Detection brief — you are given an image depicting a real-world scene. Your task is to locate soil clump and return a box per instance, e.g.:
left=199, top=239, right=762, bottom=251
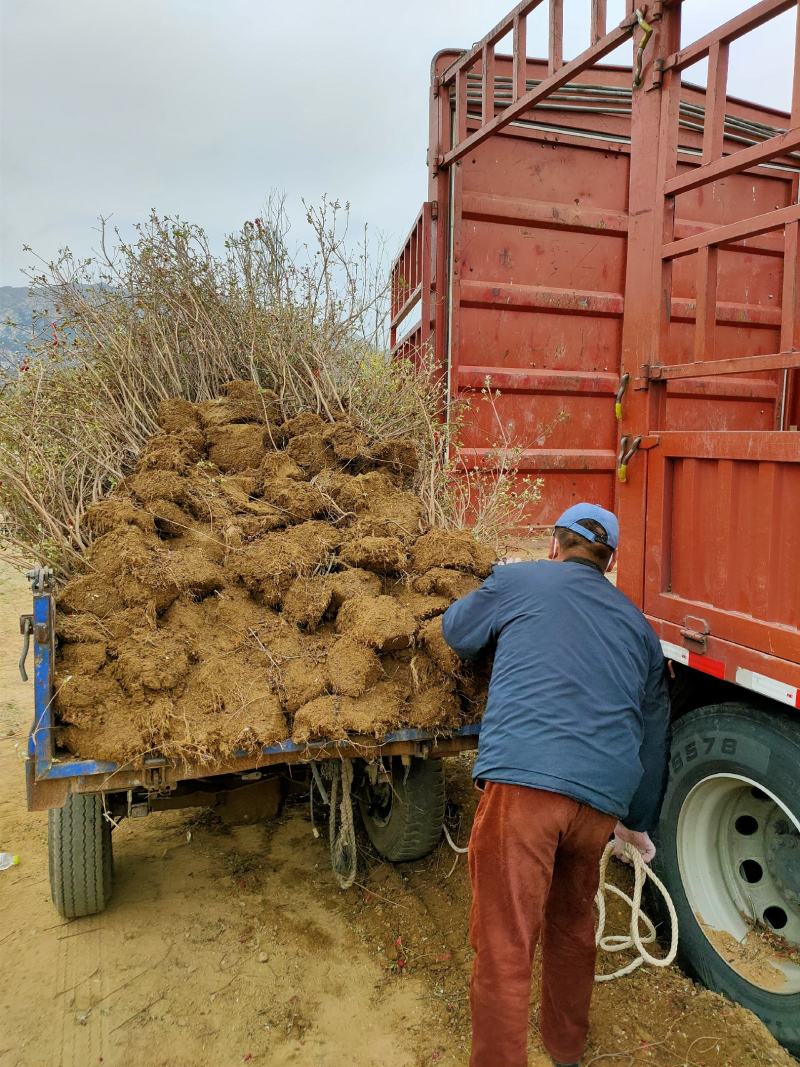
left=54, top=383, right=492, bottom=765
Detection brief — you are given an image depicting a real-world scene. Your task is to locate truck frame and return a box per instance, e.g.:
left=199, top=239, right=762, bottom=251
left=389, top=0, right=800, bottom=1054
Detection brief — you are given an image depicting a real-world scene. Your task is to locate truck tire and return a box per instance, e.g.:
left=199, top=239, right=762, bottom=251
left=653, top=704, right=800, bottom=1055
left=359, top=756, right=445, bottom=862
left=49, top=793, right=113, bottom=919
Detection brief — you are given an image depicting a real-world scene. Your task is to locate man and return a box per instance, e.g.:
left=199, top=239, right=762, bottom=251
left=441, top=503, right=670, bottom=1067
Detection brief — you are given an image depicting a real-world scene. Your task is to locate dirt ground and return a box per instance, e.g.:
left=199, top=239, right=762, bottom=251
left=1, top=558, right=797, bottom=1067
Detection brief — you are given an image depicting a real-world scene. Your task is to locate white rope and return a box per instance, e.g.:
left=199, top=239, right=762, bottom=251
left=101, top=794, right=122, bottom=830
left=594, top=840, right=679, bottom=982
left=329, top=759, right=357, bottom=890
left=442, top=823, right=469, bottom=855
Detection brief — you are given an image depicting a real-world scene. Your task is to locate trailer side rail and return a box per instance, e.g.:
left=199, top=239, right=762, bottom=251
left=389, top=202, right=434, bottom=361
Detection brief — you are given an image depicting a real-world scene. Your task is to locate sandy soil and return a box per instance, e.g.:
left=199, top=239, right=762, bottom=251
left=1, top=558, right=797, bottom=1067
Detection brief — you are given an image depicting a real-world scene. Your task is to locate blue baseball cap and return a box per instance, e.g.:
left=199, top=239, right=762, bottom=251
left=554, top=502, right=619, bottom=550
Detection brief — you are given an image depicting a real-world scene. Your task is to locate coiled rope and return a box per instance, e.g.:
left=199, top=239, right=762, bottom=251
left=441, top=828, right=679, bottom=981
left=328, top=759, right=358, bottom=890
left=594, top=839, right=679, bottom=982
left=322, top=770, right=678, bottom=980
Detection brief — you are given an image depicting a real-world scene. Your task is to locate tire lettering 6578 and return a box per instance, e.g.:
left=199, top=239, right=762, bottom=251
left=671, top=736, right=737, bottom=773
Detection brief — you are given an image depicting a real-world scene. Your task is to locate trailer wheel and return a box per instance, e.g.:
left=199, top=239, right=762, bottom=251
left=49, top=793, right=113, bottom=919
left=653, top=704, right=800, bottom=1055
left=359, top=757, right=445, bottom=862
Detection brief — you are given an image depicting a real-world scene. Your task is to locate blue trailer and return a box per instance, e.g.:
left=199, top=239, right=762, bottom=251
left=21, top=569, right=479, bottom=919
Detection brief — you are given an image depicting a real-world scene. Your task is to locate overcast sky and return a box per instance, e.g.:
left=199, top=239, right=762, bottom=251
left=0, top=0, right=795, bottom=287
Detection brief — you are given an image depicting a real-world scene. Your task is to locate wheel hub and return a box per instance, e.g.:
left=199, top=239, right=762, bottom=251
left=767, top=832, right=800, bottom=907
left=677, top=773, right=800, bottom=995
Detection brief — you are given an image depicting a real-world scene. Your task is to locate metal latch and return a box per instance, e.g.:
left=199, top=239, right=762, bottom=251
left=25, top=566, right=53, bottom=593
left=127, top=791, right=151, bottom=819
left=142, top=756, right=167, bottom=788
left=681, top=616, right=710, bottom=654
left=632, top=9, right=654, bottom=89
left=19, top=614, right=33, bottom=682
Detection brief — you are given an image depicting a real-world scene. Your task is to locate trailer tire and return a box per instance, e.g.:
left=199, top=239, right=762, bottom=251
left=359, top=757, right=445, bottom=862
left=652, top=704, right=800, bottom=1056
left=49, top=793, right=113, bottom=919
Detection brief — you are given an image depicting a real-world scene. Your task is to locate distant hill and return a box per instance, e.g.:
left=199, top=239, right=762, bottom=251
left=0, top=286, right=55, bottom=370
left=0, top=285, right=112, bottom=373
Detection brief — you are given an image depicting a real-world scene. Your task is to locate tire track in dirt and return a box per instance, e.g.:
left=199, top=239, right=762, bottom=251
left=54, top=920, right=109, bottom=1067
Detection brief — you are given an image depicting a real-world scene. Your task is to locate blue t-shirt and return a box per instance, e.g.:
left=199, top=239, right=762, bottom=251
left=441, top=558, right=670, bottom=831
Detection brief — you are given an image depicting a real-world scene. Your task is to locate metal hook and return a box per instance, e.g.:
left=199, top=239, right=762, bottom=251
left=615, top=373, right=630, bottom=421
left=617, top=435, right=643, bottom=483
left=633, top=9, right=654, bottom=89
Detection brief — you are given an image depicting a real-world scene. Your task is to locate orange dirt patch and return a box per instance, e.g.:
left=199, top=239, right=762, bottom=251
left=413, top=566, right=481, bottom=600
left=326, top=567, right=382, bottom=607
left=419, top=616, right=462, bottom=674
left=411, top=528, right=495, bottom=577
left=282, top=576, right=334, bottom=630
left=206, top=423, right=268, bottom=472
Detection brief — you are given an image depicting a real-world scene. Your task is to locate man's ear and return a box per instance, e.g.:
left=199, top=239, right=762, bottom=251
left=548, top=535, right=558, bottom=561
left=606, top=550, right=618, bottom=574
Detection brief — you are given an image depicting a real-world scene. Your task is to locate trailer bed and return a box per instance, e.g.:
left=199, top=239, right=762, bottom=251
left=24, top=582, right=480, bottom=811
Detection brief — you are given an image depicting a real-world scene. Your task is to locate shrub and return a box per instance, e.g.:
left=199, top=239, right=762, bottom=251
left=0, top=198, right=540, bottom=576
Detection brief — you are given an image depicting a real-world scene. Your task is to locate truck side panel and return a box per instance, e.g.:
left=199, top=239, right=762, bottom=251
left=392, top=7, right=800, bottom=696
left=425, top=54, right=791, bottom=524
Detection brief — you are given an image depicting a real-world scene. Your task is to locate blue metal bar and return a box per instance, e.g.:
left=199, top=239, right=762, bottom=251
left=250, top=723, right=482, bottom=757
left=35, top=721, right=483, bottom=781
left=32, top=593, right=54, bottom=774
left=42, top=759, right=119, bottom=779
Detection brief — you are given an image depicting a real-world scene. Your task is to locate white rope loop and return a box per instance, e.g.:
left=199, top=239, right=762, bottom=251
left=594, top=840, right=679, bottom=982
left=320, top=772, right=679, bottom=983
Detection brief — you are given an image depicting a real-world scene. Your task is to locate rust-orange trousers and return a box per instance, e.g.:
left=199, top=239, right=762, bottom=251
left=468, top=782, right=616, bottom=1066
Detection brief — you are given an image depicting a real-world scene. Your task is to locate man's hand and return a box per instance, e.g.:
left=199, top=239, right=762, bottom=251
left=612, top=822, right=656, bottom=865
left=495, top=556, right=524, bottom=566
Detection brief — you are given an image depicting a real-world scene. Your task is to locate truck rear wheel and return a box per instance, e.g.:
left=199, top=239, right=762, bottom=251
left=49, top=793, right=113, bottom=919
left=653, top=704, right=800, bottom=1055
left=359, top=756, right=445, bottom=862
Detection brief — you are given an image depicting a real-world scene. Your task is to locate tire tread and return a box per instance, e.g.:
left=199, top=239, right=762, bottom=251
left=48, top=793, right=113, bottom=919
left=654, top=702, right=800, bottom=1056
left=360, top=758, right=446, bottom=862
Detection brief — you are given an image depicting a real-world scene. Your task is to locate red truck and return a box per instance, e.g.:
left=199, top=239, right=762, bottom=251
left=390, top=0, right=800, bottom=1053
